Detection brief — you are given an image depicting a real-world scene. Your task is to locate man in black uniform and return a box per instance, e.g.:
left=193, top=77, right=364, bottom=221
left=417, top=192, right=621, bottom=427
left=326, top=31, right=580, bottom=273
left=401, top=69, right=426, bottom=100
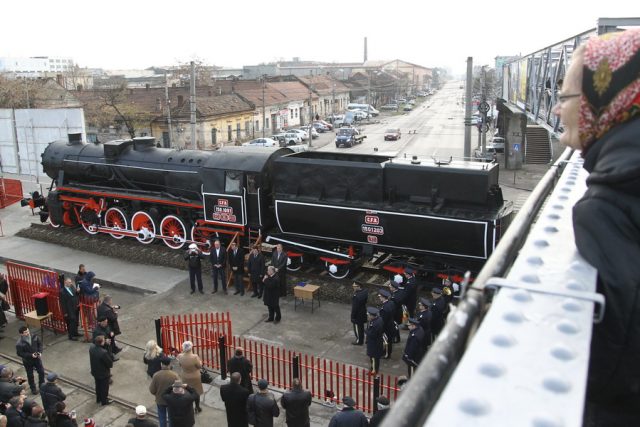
left=350, top=282, right=368, bottom=346
left=227, top=347, right=253, bottom=394
left=402, top=318, right=426, bottom=378
left=365, top=307, right=384, bottom=376
left=229, top=241, right=246, bottom=295
left=416, top=298, right=433, bottom=351
left=90, top=335, right=113, bottom=405
left=60, top=278, right=81, bottom=341
left=378, top=289, right=396, bottom=359
left=184, top=243, right=204, bottom=294
left=403, top=267, right=418, bottom=318
left=430, top=288, right=447, bottom=338
left=263, top=266, right=281, bottom=323
left=248, top=245, right=265, bottom=298
left=272, top=243, right=288, bottom=297
left=209, top=239, right=227, bottom=294
left=389, top=278, right=407, bottom=343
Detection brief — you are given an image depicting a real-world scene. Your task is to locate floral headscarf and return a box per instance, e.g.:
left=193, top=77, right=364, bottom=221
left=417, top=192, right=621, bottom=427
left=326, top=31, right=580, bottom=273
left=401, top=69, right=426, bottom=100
left=579, top=28, right=640, bottom=153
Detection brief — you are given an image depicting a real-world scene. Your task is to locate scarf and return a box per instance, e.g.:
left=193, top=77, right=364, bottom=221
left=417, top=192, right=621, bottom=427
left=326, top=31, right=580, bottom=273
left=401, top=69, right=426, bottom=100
left=579, top=28, right=640, bottom=153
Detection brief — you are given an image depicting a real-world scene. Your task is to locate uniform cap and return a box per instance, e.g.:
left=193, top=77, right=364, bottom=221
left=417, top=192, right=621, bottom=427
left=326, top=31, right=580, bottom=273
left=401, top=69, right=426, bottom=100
left=431, top=287, right=442, bottom=295
left=342, top=396, right=356, bottom=407
left=366, top=307, right=379, bottom=316
left=404, top=267, right=415, bottom=274
left=376, top=396, right=390, bottom=406
left=135, top=405, right=146, bottom=416
left=408, top=318, right=420, bottom=325
left=258, top=379, right=268, bottom=390
left=378, top=289, right=391, bottom=298
left=419, top=297, right=430, bottom=307
left=46, top=372, right=58, bottom=382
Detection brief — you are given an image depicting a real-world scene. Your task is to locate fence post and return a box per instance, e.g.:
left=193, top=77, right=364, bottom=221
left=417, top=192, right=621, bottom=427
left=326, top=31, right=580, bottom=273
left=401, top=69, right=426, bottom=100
left=373, top=376, right=381, bottom=414
left=219, top=335, right=227, bottom=381
left=292, top=354, right=300, bottom=380
left=155, top=319, right=162, bottom=349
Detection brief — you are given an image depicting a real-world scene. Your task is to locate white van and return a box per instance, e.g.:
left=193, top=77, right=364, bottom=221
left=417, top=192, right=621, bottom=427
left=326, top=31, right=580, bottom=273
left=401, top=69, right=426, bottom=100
left=347, top=103, right=379, bottom=117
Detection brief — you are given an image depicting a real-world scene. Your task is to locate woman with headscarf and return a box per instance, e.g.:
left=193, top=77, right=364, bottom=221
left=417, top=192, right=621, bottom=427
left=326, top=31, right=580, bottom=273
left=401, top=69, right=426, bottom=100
left=177, top=341, right=203, bottom=414
left=553, top=28, right=640, bottom=425
left=143, top=340, right=164, bottom=378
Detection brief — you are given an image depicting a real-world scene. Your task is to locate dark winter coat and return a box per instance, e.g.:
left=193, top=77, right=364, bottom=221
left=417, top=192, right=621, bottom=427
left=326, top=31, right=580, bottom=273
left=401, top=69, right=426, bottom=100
left=247, top=252, right=265, bottom=278
left=246, top=392, right=280, bottom=427
left=220, top=381, right=251, bottom=427
left=40, top=381, right=66, bottom=413
left=350, top=289, right=368, bottom=324
left=262, top=275, right=280, bottom=308
left=227, top=356, right=253, bottom=393
left=184, top=250, right=204, bottom=269
left=126, top=417, right=158, bottom=427
left=23, top=415, right=48, bottom=427
left=228, top=247, right=245, bottom=271
left=59, top=286, right=79, bottom=320
left=89, top=343, right=112, bottom=379
left=366, top=317, right=385, bottom=359
left=430, top=297, right=446, bottom=335
left=0, top=378, right=24, bottom=402
left=417, top=309, right=433, bottom=348
left=280, top=387, right=311, bottom=427
left=5, top=407, right=26, bottom=427
left=327, top=407, right=369, bottom=427
left=210, top=246, right=227, bottom=268
left=143, top=354, right=163, bottom=378
left=390, top=288, right=407, bottom=324
left=97, top=302, right=121, bottom=335
left=162, top=386, right=198, bottom=427
left=379, top=300, right=396, bottom=337
left=573, top=118, right=640, bottom=404
left=16, top=335, right=42, bottom=366
left=271, top=251, right=287, bottom=275
left=51, top=412, right=77, bottom=427
left=368, top=407, right=389, bottom=427
left=79, top=272, right=99, bottom=298
left=402, top=326, right=425, bottom=367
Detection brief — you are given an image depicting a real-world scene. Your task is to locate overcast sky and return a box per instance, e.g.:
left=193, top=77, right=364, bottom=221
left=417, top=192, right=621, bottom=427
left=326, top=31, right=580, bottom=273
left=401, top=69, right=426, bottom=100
left=2, top=1, right=637, bottom=75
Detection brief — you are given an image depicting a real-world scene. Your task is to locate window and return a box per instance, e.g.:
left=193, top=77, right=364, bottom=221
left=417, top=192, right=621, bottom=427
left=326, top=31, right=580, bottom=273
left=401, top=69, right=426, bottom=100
left=247, top=174, right=258, bottom=194
left=265, top=118, right=270, bottom=129
left=162, top=132, right=170, bottom=148
left=225, top=171, right=241, bottom=194
left=227, top=125, right=232, bottom=141
left=236, top=123, right=241, bottom=140
left=290, top=109, right=293, bottom=119
left=255, top=120, right=260, bottom=131
left=295, top=109, right=298, bottom=118
left=245, top=121, right=250, bottom=134
left=212, top=128, right=217, bottom=145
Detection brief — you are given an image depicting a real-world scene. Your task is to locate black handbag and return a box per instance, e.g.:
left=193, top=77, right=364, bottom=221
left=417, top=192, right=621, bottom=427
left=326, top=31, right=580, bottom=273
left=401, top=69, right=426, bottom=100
left=200, top=368, right=213, bottom=384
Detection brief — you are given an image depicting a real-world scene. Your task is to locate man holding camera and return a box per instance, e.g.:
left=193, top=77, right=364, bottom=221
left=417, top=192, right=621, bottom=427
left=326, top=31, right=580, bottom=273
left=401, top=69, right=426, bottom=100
left=97, top=295, right=122, bottom=355
left=16, top=326, right=45, bottom=394
left=184, top=243, right=204, bottom=294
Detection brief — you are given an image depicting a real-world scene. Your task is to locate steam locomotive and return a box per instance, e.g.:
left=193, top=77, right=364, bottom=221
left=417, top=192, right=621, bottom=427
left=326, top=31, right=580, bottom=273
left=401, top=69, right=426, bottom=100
left=30, top=135, right=513, bottom=279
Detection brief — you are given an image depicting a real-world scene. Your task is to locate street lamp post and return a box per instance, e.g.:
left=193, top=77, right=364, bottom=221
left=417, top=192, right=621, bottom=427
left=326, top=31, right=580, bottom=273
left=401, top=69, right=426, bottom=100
left=261, top=75, right=266, bottom=138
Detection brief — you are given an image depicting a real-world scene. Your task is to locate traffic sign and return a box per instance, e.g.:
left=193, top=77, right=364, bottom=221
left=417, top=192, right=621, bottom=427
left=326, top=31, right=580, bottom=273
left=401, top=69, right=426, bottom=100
left=478, top=102, right=490, bottom=113
left=513, top=143, right=520, bottom=152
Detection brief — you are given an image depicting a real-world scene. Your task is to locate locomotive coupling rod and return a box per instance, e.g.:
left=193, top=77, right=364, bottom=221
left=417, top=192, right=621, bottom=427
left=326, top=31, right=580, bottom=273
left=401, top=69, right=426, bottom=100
left=485, top=277, right=606, bottom=323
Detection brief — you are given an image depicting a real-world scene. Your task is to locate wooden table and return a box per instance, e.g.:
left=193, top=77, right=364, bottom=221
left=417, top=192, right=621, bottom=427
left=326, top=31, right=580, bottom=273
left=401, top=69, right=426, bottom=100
left=294, top=284, right=321, bottom=313
left=24, top=311, right=53, bottom=344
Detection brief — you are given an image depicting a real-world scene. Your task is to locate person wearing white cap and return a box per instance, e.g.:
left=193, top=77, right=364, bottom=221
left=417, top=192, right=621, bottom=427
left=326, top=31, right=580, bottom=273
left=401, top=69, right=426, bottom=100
left=127, top=405, right=157, bottom=427
left=184, top=243, right=204, bottom=294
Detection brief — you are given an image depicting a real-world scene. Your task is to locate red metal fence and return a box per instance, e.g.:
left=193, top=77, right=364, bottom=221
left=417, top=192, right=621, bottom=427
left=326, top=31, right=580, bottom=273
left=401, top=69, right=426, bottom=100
left=157, top=313, right=400, bottom=414
left=157, top=313, right=233, bottom=369
left=6, top=261, right=99, bottom=339
left=0, top=178, right=23, bottom=209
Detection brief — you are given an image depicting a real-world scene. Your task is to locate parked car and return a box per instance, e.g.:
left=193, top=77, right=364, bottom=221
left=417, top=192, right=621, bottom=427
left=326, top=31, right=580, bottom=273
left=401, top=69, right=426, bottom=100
left=403, top=104, right=413, bottom=111
left=474, top=145, right=498, bottom=162
left=271, top=132, right=302, bottom=145
left=312, top=122, right=328, bottom=133
left=380, top=104, right=398, bottom=111
left=242, top=138, right=278, bottom=147
left=314, top=119, right=333, bottom=130
left=352, top=109, right=370, bottom=120
left=299, top=125, right=319, bottom=139
left=396, top=98, right=407, bottom=104
left=286, top=129, right=309, bottom=141
left=384, top=128, right=401, bottom=141
left=490, top=136, right=505, bottom=153
left=281, top=140, right=309, bottom=153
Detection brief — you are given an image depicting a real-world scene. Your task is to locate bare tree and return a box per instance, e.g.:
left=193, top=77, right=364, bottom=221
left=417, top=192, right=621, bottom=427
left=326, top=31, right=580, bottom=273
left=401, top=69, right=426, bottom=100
left=0, top=74, right=66, bottom=108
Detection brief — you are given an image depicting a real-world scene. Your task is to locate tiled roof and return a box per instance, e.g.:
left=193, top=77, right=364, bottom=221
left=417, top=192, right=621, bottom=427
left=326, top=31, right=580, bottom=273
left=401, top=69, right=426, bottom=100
left=297, top=75, right=350, bottom=96
left=171, top=93, right=253, bottom=118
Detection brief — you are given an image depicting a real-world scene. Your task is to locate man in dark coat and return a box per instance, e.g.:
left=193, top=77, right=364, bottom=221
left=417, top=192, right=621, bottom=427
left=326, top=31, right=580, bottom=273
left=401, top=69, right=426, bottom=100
left=40, top=372, right=66, bottom=424
left=350, top=282, right=368, bottom=345
left=328, top=396, right=368, bottom=427
left=228, top=347, right=253, bottom=393
left=271, top=244, right=288, bottom=297
left=368, top=396, right=390, bottom=427
left=280, top=378, right=311, bottom=427
left=402, top=318, right=426, bottom=378
left=74, top=264, right=86, bottom=287
left=429, top=288, right=446, bottom=337
left=365, top=307, right=384, bottom=375
left=403, top=267, right=418, bottom=318
left=416, top=298, right=433, bottom=350
left=0, top=367, right=26, bottom=403
left=162, top=380, right=198, bottom=427
left=262, top=266, right=281, bottom=323
left=93, top=317, right=118, bottom=360
left=220, top=372, right=251, bottom=427
left=209, top=239, right=227, bottom=294
left=229, top=241, right=246, bottom=295
left=89, top=335, right=113, bottom=405
left=248, top=245, right=266, bottom=298
left=23, top=405, right=47, bottom=427
left=97, top=295, right=122, bottom=354
left=16, top=326, right=45, bottom=394
left=60, top=278, right=81, bottom=341
left=184, top=243, right=205, bottom=294
left=6, top=396, right=27, bottom=426
left=246, top=379, right=279, bottom=427
left=127, top=405, right=158, bottom=427
left=378, top=289, right=396, bottom=359
left=389, top=278, right=407, bottom=343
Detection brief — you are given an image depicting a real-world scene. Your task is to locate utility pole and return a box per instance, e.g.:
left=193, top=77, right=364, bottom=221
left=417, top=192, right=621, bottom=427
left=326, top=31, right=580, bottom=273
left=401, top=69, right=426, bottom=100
left=481, top=66, right=487, bottom=154
left=332, top=83, right=336, bottom=117
left=262, top=75, right=266, bottom=138
left=367, top=71, right=371, bottom=119
left=464, top=57, right=473, bottom=158
left=189, top=61, right=196, bottom=149
left=308, top=86, right=314, bottom=147
left=165, top=73, right=172, bottom=147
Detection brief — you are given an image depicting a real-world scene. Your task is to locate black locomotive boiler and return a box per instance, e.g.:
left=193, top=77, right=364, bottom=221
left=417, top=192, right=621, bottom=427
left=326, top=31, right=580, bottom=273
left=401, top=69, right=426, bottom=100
left=34, top=136, right=513, bottom=278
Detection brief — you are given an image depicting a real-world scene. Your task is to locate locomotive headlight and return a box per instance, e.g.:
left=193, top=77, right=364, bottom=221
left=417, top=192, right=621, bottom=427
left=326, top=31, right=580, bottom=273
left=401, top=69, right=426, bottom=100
left=329, top=264, right=338, bottom=274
